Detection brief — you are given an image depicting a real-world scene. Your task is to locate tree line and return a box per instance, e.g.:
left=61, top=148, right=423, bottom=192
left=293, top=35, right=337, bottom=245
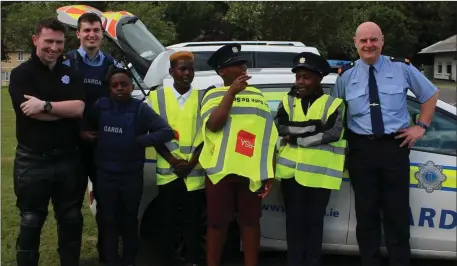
left=2, top=1, right=456, bottom=62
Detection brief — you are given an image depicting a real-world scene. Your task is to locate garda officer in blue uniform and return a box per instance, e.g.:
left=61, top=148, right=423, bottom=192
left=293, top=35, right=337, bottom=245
left=83, top=68, right=174, bottom=266
left=332, top=22, right=438, bottom=266
left=62, top=12, right=122, bottom=262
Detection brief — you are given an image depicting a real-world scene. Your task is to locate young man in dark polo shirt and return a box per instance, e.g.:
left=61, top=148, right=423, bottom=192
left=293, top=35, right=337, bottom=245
left=8, top=18, right=85, bottom=266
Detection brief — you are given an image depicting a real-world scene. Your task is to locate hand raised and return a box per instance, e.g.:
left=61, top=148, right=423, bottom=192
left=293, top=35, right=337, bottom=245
left=228, top=74, right=251, bottom=95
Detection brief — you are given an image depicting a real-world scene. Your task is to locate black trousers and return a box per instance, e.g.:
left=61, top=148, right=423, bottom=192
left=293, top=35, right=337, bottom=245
left=281, top=178, right=331, bottom=266
left=158, top=178, right=206, bottom=265
left=96, top=170, right=144, bottom=266
left=13, top=146, right=85, bottom=266
left=347, top=133, right=411, bottom=266
left=79, top=141, right=104, bottom=253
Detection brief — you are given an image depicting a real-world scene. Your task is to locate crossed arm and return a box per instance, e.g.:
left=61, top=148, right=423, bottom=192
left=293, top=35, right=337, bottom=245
left=275, top=102, right=345, bottom=147
left=9, top=68, right=85, bottom=121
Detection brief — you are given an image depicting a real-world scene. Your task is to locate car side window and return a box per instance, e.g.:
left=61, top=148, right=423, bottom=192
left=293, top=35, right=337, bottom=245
left=255, top=52, right=297, bottom=68
left=407, top=98, right=457, bottom=156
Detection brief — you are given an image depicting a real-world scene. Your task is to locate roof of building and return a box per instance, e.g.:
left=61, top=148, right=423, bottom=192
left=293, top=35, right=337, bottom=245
left=419, top=35, right=457, bottom=54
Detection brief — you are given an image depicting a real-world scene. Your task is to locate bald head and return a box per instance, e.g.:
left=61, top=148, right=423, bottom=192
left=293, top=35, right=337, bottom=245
left=354, top=21, right=384, bottom=64
left=355, top=22, right=383, bottom=38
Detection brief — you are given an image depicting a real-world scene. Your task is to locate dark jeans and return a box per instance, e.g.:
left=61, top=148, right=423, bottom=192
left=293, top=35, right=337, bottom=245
left=13, top=145, right=85, bottom=266
left=281, top=178, right=331, bottom=266
left=347, top=132, right=411, bottom=266
left=158, top=178, right=206, bottom=265
left=96, top=170, right=144, bottom=266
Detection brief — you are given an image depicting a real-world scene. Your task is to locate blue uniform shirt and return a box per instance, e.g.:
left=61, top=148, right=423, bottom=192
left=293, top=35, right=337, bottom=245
left=62, top=46, right=122, bottom=67
left=332, top=55, right=438, bottom=135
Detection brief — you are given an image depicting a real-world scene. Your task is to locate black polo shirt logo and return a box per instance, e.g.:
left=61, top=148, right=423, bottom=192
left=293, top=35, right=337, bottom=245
left=61, top=75, right=70, bottom=84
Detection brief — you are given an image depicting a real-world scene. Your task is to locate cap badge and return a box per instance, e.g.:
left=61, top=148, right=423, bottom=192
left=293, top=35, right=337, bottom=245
left=299, top=57, right=306, bottom=64
left=232, top=47, right=239, bottom=53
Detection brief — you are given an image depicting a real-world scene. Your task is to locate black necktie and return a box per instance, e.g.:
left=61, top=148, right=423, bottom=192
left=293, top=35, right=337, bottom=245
left=368, top=65, right=385, bottom=136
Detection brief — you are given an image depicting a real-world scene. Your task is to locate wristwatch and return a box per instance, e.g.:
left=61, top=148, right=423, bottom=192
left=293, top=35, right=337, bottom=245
left=416, top=121, right=429, bottom=131
left=43, top=101, right=53, bottom=113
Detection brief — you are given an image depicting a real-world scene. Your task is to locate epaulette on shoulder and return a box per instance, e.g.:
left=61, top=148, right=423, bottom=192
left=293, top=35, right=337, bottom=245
left=389, top=56, right=411, bottom=65
left=337, top=62, right=355, bottom=76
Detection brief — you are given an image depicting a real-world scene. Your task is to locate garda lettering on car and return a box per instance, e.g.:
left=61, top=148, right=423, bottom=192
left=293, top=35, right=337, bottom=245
left=410, top=207, right=457, bottom=230
left=261, top=204, right=457, bottom=229
left=236, top=130, right=256, bottom=157
left=104, top=126, right=123, bottom=134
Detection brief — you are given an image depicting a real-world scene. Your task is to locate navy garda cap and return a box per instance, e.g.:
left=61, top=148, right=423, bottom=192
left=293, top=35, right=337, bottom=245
left=207, top=43, right=247, bottom=70
left=291, top=52, right=331, bottom=77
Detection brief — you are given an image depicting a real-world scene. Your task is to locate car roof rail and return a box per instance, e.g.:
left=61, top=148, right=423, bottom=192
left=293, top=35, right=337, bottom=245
left=168, top=41, right=306, bottom=47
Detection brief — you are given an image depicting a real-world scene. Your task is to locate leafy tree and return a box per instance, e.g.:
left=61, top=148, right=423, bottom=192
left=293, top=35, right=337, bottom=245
left=164, top=1, right=230, bottom=42
left=1, top=1, right=455, bottom=61
left=106, top=1, right=176, bottom=45
left=2, top=2, right=74, bottom=52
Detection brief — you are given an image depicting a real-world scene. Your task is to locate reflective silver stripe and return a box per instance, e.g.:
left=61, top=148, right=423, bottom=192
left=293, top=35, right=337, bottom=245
left=157, top=167, right=206, bottom=177
left=205, top=106, right=273, bottom=181
left=157, top=88, right=168, bottom=122
left=180, top=146, right=193, bottom=154
left=306, top=144, right=346, bottom=155
left=287, top=125, right=317, bottom=134
left=165, top=141, right=179, bottom=152
left=201, top=90, right=264, bottom=108
left=296, top=132, right=324, bottom=147
left=277, top=157, right=296, bottom=168
left=260, top=108, right=273, bottom=180
left=288, top=95, right=295, bottom=119
left=321, top=96, right=335, bottom=124
left=157, top=167, right=173, bottom=175
left=296, top=163, right=343, bottom=179
left=164, top=142, right=194, bottom=154
left=190, top=90, right=206, bottom=153
left=205, top=117, right=232, bottom=175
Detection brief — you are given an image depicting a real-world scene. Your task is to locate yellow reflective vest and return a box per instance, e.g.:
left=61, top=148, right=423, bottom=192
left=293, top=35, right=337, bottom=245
left=199, top=86, right=279, bottom=192
left=276, top=94, right=347, bottom=190
left=147, top=87, right=206, bottom=191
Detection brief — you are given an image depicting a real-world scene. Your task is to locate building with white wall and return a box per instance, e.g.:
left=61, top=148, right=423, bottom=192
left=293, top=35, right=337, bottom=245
left=419, top=35, right=456, bottom=81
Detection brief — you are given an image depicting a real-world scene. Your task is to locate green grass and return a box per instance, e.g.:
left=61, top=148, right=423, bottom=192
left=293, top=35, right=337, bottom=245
left=1, top=88, right=100, bottom=265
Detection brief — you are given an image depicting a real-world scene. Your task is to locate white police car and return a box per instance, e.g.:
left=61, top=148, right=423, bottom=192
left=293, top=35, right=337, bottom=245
left=56, top=5, right=457, bottom=260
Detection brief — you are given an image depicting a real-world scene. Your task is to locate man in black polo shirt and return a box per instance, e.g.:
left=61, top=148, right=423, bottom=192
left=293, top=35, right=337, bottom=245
left=8, top=18, right=85, bottom=266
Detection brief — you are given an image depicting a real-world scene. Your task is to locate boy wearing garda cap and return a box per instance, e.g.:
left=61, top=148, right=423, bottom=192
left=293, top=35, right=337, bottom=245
left=148, top=51, right=206, bottom=266
left=275, top=52, right=346, bottom=266
left=199, top=43, right=278, bottom=266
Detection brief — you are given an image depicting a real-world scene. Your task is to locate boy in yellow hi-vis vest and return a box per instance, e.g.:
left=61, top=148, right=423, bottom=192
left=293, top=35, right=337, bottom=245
left=275, top=52, right=346, bottom=266
left=149, top=51, right=206, bottom=266
left=200, top=44, right=278, bottom=266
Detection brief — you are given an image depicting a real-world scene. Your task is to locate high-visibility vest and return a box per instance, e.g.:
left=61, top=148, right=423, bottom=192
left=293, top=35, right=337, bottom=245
left=276, top=94, right=347, bottom=190
left=199, top=86, right=279, bottom=192
left=147, top=87, right=206, bottom=191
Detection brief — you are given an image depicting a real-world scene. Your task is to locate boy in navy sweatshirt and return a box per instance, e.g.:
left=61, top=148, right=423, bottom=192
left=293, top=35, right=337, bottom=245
left=83, top=67, right=174, bottom=266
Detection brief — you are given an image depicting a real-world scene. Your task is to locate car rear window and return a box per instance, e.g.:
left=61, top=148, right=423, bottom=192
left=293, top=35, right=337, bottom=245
left=254, top=52, right=298, bottom=68
left=192, top=52, right=254, bottom=71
